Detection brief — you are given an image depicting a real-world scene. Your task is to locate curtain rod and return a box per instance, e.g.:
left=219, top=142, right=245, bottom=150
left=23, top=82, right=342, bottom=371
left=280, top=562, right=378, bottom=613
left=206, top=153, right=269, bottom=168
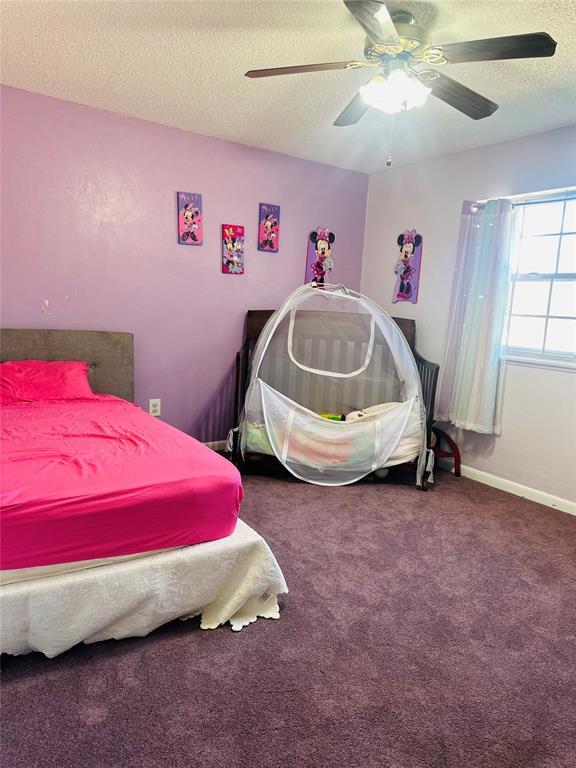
left=472, top=187, right=576, bottom=209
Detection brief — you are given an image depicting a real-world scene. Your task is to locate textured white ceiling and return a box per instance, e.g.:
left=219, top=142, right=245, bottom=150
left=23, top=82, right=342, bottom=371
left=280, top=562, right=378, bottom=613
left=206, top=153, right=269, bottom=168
left=1, top=0, right=575, bottom=173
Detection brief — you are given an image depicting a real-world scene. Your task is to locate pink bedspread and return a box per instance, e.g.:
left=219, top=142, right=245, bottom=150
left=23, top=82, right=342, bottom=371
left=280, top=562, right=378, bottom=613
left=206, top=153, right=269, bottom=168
left=1, top=397, right=242, bottom=570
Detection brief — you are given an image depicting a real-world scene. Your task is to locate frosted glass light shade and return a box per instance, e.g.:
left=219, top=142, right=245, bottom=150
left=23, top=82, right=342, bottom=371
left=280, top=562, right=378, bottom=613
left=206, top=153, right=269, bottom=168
left=360, top=71, right=431, bottom=114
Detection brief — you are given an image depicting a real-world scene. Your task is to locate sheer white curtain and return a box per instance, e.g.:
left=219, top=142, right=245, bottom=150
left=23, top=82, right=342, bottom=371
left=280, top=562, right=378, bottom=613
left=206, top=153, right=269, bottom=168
left=436, top=199, right=517, bottom=435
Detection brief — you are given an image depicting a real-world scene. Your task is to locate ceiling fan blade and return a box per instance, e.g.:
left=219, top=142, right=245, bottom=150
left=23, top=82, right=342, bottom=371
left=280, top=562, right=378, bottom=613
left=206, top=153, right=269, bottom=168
left=343, top=1, right=400, bottom=46
left=245, top=61, right=360, bottom=78
left=334, top=92, right=369, bottom=126
left=440, top=32, right=557, bottom=63
left=418, top=71, right=498, bottom=120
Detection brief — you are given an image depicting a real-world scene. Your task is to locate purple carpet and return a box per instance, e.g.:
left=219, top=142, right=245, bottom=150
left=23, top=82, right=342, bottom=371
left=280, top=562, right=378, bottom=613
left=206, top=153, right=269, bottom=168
left=2, top=471, right=575, bottom=768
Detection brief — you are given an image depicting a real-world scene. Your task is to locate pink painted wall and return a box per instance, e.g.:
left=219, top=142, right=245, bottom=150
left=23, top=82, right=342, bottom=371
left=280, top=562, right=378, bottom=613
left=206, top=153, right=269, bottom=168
left=1, top=86, right=368, bottom=440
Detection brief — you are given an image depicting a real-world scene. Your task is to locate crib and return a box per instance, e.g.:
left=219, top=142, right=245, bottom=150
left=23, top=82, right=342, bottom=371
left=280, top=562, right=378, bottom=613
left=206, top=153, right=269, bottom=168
left=231, top=285, right=439, bottom=488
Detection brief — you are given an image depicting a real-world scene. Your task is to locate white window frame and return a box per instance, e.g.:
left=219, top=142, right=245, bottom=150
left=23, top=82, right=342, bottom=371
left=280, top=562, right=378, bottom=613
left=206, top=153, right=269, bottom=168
left=504, top=191, right=576, bottom=371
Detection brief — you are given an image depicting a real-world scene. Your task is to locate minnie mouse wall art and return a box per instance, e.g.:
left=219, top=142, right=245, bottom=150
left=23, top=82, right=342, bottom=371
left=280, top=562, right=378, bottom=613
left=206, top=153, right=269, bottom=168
left=393, top=229, right=423, bottom=304
left=222, top=225, right=245, bottom=274
left=177, top=192, right=203, bottom=246
left=305, top=228, right=335, bottom=287
left=258, top=203, right=280, bottom=252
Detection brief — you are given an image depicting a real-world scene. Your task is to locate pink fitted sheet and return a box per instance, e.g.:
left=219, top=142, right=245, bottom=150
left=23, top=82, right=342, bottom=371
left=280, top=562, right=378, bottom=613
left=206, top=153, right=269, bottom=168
left=1, top=396, right=242, bottom=570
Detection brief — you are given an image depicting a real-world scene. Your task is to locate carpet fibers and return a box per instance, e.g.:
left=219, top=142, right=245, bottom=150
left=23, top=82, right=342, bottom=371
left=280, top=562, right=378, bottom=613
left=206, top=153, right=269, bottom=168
left=2, top=472, right=575, bottom=768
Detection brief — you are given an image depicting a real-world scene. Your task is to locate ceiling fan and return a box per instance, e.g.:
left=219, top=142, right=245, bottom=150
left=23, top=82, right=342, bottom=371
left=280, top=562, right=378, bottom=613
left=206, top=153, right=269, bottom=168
left=245, top=1, right=557, bottom=125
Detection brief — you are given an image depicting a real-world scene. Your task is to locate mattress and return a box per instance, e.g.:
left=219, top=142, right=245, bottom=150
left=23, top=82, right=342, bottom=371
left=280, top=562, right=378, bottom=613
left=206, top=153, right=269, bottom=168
left=1, top=396, right=242, bottom=571
left=244, top=400, right=422, bottom=466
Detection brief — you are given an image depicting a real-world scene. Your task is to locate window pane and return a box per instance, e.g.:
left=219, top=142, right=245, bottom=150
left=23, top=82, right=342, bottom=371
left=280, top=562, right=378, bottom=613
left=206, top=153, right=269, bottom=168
left=545, top=318, right=576, bottom=354
left=563, top=199, right=576, bottom=233
left=522, top=202, right=563, bottom=236
left=507, top=316, right=545, bottom=350
left=549, top=281, right=576, bottom=318
left=511, top=280, right=550, bottom=315
left=515, top=236, right=558, bottom=274
left=558, top=233, right=576, bottom=273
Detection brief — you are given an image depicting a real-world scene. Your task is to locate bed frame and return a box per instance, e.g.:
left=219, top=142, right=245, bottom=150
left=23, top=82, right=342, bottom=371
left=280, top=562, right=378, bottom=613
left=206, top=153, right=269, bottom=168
left=1, top=327, right=287, bottom=656
left=1, top=329, right=134, bottom=402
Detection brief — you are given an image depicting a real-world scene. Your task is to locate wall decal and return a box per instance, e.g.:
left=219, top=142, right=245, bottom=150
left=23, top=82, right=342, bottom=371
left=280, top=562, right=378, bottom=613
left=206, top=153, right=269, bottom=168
left=177, top=192, right=202, bottom=245
left=305, top=228, right=335, bottom=287
left=222, top=225, right=245, bottom=274
left=258, top=203, right=280, bottom=252
left=393, top=229, right=422, bottom=304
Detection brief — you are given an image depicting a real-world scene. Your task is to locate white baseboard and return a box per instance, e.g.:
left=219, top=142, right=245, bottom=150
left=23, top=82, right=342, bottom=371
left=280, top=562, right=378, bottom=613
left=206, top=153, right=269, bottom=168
left=438, top=460, right=576, bottom=517
left=203, top=440, right=227, bottom=451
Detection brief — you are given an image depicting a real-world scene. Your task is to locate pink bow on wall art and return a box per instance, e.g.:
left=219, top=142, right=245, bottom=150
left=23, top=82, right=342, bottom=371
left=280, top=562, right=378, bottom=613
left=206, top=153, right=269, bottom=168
left=393, top=229, right=423, bottom=304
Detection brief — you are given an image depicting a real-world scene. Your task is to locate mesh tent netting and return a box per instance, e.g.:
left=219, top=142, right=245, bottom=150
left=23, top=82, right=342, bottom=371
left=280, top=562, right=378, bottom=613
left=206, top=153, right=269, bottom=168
left=237, top=284, right=431, bottom=487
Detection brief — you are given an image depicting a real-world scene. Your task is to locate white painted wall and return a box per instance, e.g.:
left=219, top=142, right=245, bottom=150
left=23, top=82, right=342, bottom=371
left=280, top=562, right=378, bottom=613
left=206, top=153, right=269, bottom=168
left=361, top=126, right=576, bottom=503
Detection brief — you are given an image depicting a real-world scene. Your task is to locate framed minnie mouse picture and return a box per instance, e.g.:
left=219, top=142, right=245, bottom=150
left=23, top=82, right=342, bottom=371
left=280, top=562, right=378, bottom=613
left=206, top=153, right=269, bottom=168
left=177, top=192, right=203, bottom=246
left=305, top=227, right=335, bottom=287
left=222, top=225, right=245, bottom=275
left=392, top=229, right=423, bottom=304
left=257, top=203, right=280, bottom=252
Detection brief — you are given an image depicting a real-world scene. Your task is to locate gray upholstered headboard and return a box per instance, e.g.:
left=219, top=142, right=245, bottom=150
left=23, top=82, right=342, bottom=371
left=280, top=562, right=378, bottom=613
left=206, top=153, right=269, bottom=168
left=1, top=329, right=134, bottom=402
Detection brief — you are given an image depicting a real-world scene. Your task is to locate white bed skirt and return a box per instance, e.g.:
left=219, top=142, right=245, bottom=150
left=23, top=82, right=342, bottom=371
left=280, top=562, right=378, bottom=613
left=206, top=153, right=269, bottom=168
left=0, top=520, right=288, bottom=658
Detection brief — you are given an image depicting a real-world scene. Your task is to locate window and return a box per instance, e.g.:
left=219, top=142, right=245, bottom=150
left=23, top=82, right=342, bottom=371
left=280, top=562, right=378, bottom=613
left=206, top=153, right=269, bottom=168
left=506, top=194, right=576, bottom=366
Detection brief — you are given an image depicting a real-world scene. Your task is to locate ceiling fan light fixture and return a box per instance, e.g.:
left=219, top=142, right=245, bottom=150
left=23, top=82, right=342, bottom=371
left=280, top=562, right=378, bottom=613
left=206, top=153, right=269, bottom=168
left=359, top=69, right=431, bottom=114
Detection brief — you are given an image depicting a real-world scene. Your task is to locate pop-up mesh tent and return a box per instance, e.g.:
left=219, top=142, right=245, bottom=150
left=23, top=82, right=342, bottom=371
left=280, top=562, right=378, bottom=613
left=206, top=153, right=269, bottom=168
left=236, top=284, right=432, bottom=487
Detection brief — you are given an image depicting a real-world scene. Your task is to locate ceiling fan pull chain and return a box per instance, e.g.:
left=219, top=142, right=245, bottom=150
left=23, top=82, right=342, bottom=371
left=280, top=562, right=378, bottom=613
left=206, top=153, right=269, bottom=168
left=386, top=113, right=395, bottom=167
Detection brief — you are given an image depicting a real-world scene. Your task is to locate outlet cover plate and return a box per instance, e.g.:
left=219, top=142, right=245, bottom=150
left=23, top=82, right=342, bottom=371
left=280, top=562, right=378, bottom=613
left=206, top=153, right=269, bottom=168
left=149, top=398, right=161, bottom=417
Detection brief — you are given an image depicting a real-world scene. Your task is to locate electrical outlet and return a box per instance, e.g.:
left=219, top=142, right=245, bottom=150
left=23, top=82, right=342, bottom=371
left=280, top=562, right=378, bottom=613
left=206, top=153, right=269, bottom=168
left=148, top=398, right=161, bottom=417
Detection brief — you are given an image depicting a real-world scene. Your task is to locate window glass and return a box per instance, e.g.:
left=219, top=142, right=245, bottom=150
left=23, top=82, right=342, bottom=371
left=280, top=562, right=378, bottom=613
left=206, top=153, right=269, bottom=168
left=545, top=318, right=576, bottom=354
left=549, top=281, right=576, bottom=318
left=562, top=199, right=576, bottom=233
left=522, top=202, right=563, bottom=236
left=507, top=316, right=546, bottom=350
left=511, top=280, right=550, bottom=316
left=558, top=233, right=576, bottom=273
left=516, top=236, right=558, bottom=274
left=504, top=195, right=576, bottom=362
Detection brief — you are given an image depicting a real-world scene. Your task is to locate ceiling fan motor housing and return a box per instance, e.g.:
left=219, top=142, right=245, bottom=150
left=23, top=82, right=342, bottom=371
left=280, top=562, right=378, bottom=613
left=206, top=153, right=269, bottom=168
left=365, top=10, right=430, bottom=60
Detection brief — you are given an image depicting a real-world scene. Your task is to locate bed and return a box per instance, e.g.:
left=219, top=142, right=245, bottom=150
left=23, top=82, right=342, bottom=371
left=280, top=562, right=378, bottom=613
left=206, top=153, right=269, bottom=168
left=0, top=329, right=287, bottom=657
